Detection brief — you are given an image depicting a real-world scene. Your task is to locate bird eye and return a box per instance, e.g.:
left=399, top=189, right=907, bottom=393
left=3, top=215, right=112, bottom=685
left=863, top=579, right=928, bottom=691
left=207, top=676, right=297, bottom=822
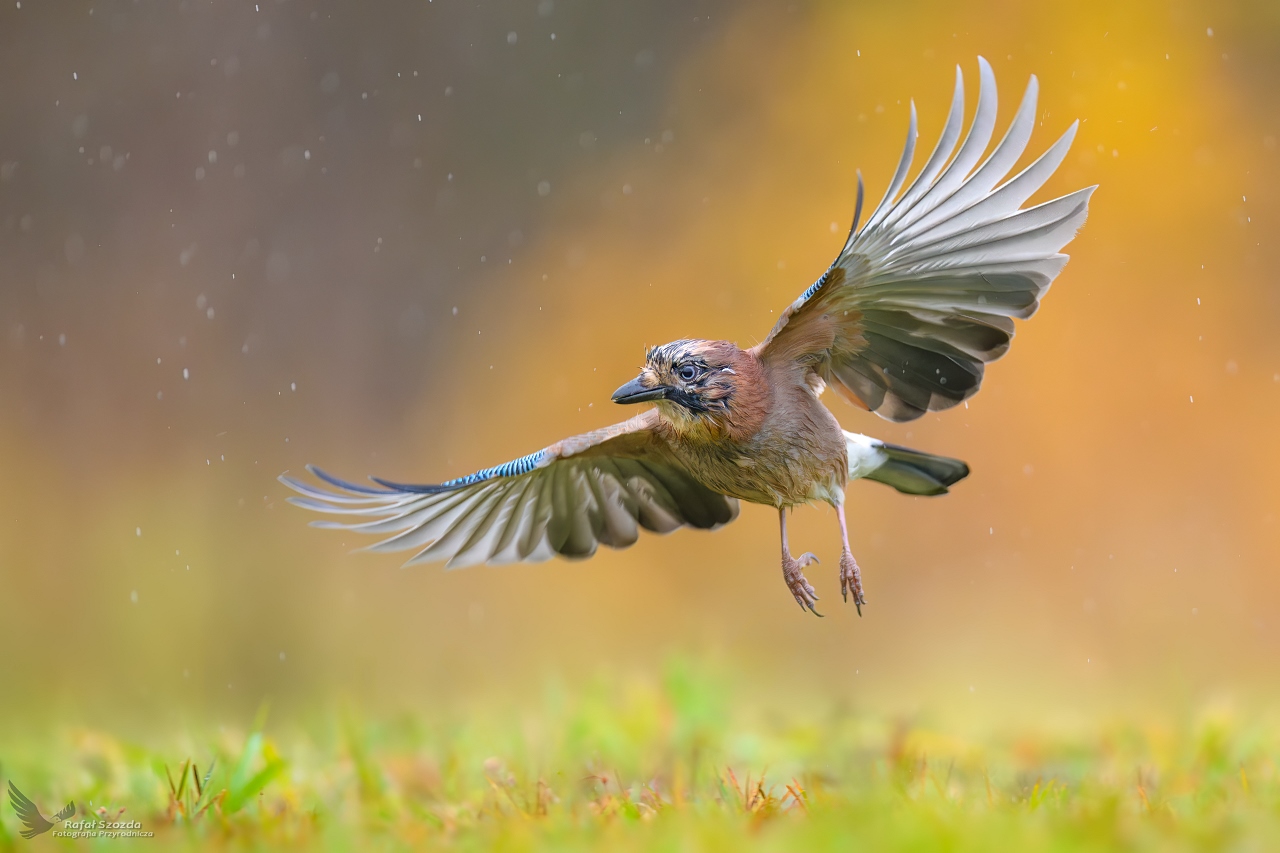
left=677, top=364, right=698, bottom=382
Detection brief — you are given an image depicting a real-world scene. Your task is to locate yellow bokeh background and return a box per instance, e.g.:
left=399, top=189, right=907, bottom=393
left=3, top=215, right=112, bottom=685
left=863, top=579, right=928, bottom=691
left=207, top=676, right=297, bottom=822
left=1, top=0, right=1277, bottom=732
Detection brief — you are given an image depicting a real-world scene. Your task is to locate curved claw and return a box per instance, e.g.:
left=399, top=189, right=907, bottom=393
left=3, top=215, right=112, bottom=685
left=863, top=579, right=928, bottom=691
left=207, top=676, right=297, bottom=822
left=783, top=554, right=823, bottom=617
left=792, top=593, right=824, bottom=618
left=840, top=551, right=866, bottom=617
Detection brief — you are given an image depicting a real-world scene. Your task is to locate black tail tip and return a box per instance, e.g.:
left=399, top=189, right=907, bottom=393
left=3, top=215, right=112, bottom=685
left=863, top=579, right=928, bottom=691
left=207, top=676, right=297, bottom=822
left=867, top=443, right=970, bottom=496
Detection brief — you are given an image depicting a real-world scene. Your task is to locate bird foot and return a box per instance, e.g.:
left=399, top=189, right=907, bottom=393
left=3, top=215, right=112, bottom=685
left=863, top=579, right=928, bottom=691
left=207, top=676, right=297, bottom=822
left=783, top=552, right=822, bottom=617
left=840, top=550, right=866, bottom=616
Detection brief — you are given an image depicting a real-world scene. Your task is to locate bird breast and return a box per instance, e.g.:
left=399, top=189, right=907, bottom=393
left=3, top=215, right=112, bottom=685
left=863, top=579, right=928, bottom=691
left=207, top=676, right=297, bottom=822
left=665, top=369, right=848, bottom=508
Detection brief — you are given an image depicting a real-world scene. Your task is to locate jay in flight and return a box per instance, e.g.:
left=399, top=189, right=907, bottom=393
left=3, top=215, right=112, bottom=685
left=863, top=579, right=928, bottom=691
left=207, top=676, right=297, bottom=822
left=283, top=58, right=1094, bottom=616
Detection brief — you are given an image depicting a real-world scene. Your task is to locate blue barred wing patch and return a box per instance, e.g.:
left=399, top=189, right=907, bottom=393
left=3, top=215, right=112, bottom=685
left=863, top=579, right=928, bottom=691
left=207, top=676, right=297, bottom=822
left=441, top=451, right=547, bottom=487
left=370, top=450, right=548, bottom=494
left=778, top=173, right=862, bottom=317
left=799, top=270, right=831, bottom=303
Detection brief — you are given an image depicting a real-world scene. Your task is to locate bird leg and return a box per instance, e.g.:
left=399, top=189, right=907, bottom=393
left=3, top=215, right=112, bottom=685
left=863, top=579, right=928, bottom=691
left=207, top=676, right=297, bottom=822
left=837, top=504, right=866, bottom=615
left=779, top=508, right=822, bottom=617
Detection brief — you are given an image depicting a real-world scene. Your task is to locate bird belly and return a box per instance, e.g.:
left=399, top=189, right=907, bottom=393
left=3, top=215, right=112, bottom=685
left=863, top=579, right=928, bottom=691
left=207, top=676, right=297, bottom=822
left=675, top=442, right=845, bottom=509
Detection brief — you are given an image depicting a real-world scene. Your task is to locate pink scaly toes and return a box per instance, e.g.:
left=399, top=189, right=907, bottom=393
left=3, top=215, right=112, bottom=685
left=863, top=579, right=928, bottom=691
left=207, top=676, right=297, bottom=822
left=782, top=552, right=822, bottom=617
left=840, top=550, right=866, bottom=616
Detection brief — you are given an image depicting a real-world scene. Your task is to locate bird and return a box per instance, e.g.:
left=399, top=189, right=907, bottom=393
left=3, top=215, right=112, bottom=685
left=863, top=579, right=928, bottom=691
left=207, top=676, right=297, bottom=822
left=8, top=782, right=75, bottom=839
left=281, top=58, right=1094, bottom=617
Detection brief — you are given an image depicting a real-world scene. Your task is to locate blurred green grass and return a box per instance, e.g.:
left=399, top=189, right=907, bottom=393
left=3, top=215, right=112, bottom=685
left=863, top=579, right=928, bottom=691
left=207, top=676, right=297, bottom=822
left=2, top=662, right=1277, bottom=851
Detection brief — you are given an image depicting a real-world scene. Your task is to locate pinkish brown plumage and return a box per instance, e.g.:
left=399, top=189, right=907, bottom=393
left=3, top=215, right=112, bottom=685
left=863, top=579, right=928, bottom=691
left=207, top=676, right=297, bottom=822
left=639, top=340, right=846, bottom=510
left=283, top=59, right=1094, bottom=617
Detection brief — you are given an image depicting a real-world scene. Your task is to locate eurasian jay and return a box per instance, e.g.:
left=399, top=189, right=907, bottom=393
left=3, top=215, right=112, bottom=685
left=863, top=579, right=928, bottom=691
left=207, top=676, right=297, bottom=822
left=282, top=58, right=1094, bottom=617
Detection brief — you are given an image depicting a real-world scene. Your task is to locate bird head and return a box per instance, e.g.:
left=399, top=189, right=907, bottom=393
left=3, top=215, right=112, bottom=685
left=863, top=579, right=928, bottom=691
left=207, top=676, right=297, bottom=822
left=612, top=339, right=752, bottom=437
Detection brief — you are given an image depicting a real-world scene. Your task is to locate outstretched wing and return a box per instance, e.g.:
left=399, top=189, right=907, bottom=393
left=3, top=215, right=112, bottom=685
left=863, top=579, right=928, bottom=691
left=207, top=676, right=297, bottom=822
left=8, top=782, right=52, bottom=838
left=759, top=57, right=1096, bottom=422
left=280, top=409, right=738, bottom=567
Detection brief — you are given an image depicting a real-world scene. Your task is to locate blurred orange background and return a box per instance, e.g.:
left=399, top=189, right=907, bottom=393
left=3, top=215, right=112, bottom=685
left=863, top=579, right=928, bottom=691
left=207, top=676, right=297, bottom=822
left=2, top=0, right=1277, bottom=730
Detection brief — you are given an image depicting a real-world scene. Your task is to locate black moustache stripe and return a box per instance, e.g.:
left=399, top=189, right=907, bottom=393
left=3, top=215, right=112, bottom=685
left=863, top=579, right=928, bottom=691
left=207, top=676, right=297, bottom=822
left=668, top=388, right=731, bottom=414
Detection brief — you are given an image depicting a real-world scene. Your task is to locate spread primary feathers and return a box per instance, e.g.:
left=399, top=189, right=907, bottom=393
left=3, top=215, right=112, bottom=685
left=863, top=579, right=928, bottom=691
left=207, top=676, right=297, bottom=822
left=282, top=58, right=1093, bottom=613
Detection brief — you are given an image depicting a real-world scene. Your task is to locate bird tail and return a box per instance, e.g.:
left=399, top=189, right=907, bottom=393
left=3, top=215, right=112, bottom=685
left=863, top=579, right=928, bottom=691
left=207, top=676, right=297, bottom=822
left=846, top=432, right=969, bottom=496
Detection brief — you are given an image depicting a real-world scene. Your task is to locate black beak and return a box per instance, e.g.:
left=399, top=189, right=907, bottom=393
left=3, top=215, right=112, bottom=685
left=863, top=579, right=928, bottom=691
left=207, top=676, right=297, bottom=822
left=611, top=376, right=669, bottom=405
